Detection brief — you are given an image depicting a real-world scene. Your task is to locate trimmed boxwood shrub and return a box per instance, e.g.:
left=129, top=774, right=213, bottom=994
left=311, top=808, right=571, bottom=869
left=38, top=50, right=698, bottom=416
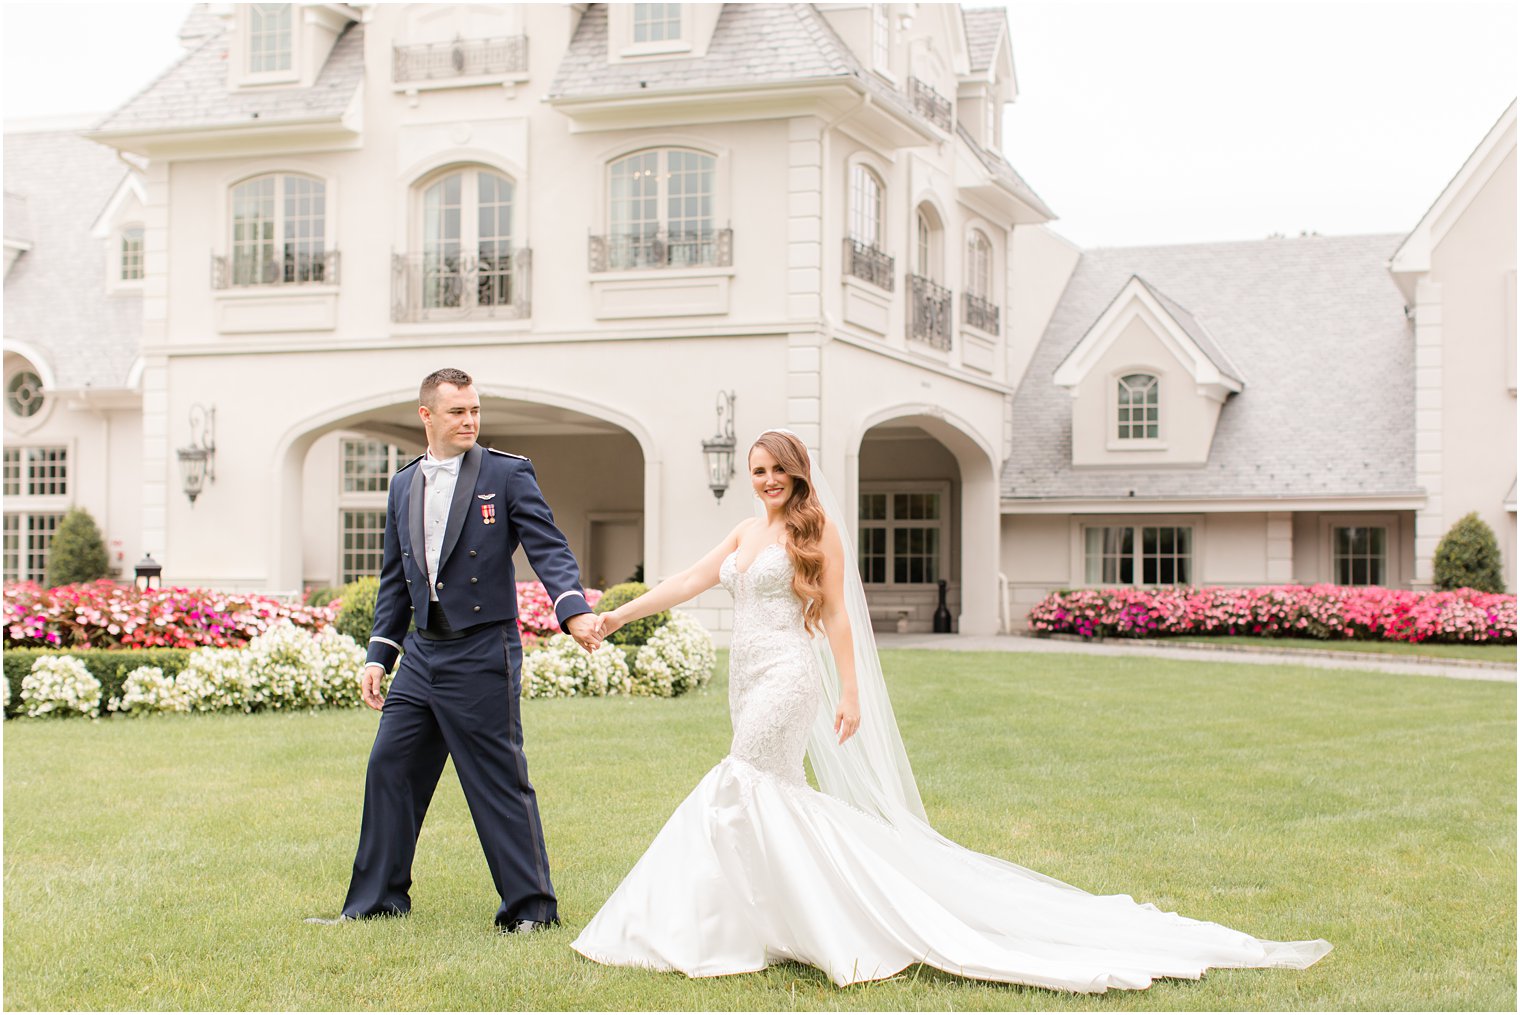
left=593, top=582, right=670, bottom=646
left=304, top=586, right=344, bottom=609
left=334, top=576, right=380, bottom=642
left=1434, top=512, right=1506, bottom=594
left=4, top=648, right=192, bottom=717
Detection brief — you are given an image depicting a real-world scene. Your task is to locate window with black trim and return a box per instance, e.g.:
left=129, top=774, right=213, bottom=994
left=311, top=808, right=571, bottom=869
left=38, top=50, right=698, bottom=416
left=859, top=486, right=946, bottom=585
left=1083, top=525, right=1192, bottom=585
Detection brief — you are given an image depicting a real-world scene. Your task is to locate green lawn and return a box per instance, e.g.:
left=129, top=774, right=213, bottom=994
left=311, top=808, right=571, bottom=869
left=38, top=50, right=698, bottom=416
left=1166, top=636, right=1516, bottom=663
left=4, top=651, right=1514, bottom=1011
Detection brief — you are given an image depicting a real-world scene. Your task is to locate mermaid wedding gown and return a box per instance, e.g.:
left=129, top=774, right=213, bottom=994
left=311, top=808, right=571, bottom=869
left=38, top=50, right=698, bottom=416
left=571, top=542, right=1330, bottom=992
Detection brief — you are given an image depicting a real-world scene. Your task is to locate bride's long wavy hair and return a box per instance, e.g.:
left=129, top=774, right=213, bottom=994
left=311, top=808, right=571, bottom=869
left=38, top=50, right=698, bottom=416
left=751, top=431, right=828, bottom=635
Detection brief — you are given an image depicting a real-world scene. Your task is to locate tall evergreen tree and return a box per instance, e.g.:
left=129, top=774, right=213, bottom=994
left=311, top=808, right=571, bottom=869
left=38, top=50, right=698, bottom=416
left=46, top=508, right=111, bottom=587
left=1432, top=512, right=1506, bottom=593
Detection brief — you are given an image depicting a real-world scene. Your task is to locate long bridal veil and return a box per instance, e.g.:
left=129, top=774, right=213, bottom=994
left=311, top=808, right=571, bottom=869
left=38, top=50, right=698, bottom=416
left=759, top=430, right=1332, bottom=979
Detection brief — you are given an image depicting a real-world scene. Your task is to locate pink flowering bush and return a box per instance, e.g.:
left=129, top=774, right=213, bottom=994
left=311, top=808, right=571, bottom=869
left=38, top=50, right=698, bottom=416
left=516, top=582, right=603, bottom=649
left=1029, top=584, right=1516, bottom=644
left=4, top=581, right=338, bottom=650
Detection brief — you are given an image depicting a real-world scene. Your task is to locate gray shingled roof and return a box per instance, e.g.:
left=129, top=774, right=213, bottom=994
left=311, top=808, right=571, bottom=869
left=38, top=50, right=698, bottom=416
left=955, top=122, right=1055, bottom=218
left=962, top=7, right=1005, bottom=72
left=1003, top=234, right=1416, bottom=502
left=549, top=4, right=923, bottom=128
left=3, top=129, right=142, bottom=389
left=1134, top=276, right=1245, bottom=384
left=93, top=21, right=364, bottom=135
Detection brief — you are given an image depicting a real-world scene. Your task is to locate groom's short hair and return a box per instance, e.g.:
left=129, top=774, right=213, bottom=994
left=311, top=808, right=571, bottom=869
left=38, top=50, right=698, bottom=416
left=420, top=368, right=473, bottom=408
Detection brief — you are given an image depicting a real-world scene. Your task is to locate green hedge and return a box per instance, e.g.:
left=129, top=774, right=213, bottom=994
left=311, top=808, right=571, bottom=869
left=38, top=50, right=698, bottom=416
left=594, top=582, right=669, bottom=646
left=5, top=649, right=192, bottom=717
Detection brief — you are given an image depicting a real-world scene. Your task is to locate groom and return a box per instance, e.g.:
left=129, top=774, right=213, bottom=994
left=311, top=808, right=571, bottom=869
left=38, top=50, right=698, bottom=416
left=313, top=367, right=601, bottom=933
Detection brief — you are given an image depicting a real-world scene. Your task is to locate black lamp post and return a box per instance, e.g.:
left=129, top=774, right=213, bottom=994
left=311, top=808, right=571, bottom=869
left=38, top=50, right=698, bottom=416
left=134, top=554, right=163, bottom=592
left=700, top=390, right=737, bottom=503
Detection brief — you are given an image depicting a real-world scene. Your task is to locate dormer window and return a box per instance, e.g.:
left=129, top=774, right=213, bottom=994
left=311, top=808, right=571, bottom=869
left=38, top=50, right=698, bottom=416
left=1116, top=373, right=1159, bottom=440
left=249, top=4, right=294, bottom=74
left=872, top=4, right=890, bottom=72
left=633, top=4, right=681, bottom=43
left=120, top=226, right=144, bottom=282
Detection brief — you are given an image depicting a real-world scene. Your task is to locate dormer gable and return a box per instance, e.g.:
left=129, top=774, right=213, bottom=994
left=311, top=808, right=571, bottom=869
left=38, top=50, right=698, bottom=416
left=607, top=3, right=722, bottom=62
left=224, top=2, right=360, bottom=91
left=1389, top=99, right=1516, bottom=302
left=89, top=168, right=148, bottom=292
left=1055, top=276, right=1243, bottom=467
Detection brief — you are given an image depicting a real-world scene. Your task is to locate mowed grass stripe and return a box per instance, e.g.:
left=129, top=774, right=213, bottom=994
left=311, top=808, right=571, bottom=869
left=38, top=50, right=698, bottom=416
left=4, top=650, right=1513, bottom=1011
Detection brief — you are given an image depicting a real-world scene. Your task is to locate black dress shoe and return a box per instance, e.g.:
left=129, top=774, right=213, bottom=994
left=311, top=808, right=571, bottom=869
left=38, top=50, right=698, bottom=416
left=498, top=919, right=554, bottom=934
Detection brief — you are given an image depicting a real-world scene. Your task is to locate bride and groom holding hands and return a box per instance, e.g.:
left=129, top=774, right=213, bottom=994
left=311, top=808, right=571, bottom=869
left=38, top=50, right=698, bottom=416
left=308, top=367, right=1330, bottom=992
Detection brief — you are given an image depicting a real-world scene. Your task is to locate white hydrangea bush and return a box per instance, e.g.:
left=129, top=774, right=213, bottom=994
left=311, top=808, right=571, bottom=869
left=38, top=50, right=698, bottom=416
left=2, top=672, right=10, bottom=716
left=109, top=622, right=367, bottom=716
left=632, top=610, right=717, bottom=697
left=521, top=635, right=632, bottom=699
left=21, top=655, right=103, bottom=718
left=111, top=666, right=195, bottom=714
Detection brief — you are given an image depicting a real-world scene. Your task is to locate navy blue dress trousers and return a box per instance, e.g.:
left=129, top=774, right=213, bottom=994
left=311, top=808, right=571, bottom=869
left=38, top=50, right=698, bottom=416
left=341, top=444, right=591, bottom=926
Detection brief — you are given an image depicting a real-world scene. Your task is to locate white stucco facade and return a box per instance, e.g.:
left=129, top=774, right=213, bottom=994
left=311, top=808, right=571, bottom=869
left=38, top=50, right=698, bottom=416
left=4, top=5, right=1513, bottom=639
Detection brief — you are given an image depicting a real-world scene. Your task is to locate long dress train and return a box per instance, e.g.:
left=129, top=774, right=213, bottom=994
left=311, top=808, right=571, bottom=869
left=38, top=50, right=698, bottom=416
left=571, top=543, right=1330, bottom=992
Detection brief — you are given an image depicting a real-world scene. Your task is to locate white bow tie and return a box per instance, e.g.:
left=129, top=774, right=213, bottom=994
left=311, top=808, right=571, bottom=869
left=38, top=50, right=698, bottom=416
left=420, top=454, right=460, bottom=483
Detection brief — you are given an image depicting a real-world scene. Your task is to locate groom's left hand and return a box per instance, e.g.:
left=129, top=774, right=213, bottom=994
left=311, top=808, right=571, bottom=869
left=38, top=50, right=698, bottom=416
left=565, top=613, right=602, bottom=654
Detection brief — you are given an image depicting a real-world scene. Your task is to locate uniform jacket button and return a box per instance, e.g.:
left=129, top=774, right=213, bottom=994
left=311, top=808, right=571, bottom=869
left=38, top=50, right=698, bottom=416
left=468, top=549, right=477, bottom=557
left=470, top=576, right=478, bottom=584
left=435, top=581, right=443, bottom=589
left=473, top=605, right=482, bottom=612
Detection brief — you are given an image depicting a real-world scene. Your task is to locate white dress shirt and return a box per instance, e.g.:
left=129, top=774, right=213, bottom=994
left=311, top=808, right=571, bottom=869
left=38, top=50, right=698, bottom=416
left=420, top=451, right=460, bottom=602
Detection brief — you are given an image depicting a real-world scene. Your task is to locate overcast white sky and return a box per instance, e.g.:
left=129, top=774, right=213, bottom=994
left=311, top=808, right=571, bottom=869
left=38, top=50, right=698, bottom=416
left=2, top=1, right=1514, bottom=247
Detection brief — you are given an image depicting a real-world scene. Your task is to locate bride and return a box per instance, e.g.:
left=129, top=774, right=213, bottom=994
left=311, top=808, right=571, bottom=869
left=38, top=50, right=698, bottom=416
left=572, top=429, right=1330, bottom=992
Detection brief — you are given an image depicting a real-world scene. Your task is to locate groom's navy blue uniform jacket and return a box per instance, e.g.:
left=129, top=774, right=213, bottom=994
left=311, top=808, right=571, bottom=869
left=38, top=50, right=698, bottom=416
left=364, top=443, right=591, bottom=670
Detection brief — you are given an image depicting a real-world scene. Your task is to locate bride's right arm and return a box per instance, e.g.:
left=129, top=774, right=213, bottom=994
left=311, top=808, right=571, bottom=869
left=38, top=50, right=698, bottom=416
left=599, top=520, right=751, bottom=637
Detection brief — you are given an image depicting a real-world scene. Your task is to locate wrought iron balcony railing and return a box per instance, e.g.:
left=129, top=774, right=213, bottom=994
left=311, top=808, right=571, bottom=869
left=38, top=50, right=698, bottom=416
left=212, top=250, right=339, bottom=288
left=907, top=76, right=952, bottom=132
left=393, top=35, right=529, bottom=82
left=963, top=291, right=1001, bottom=335
left=588, top=228, right=732, bottom=272
left=391, top=249, right=531, bottom=322
left=843, top=238, right=894, bottom=292
left=909, top=274, right=952, bottom=350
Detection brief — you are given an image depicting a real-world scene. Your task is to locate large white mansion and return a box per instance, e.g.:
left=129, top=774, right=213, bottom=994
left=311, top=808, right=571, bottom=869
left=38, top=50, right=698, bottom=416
left=4, top=4, right=1515, bottom=638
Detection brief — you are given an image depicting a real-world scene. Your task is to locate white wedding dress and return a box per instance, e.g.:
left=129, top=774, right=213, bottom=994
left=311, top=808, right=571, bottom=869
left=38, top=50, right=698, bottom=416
left=571, top=542, right=1331, bottom=992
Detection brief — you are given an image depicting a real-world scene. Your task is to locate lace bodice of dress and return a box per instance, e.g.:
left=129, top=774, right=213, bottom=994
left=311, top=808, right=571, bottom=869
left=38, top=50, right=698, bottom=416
left=719, top=542, right=821, bottom=785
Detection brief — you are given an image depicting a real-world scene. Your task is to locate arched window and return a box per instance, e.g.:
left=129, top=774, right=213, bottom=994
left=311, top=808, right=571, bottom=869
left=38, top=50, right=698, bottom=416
left=229, top=173, right=327, bottom=285
left=1117, top=373, right=1160, bottom=440
left=966, top=229, right=993, bottom=299
left=962, top=228, right=998, bottom=334
left=849, top=165, right=885, bottom=249
left=606, top=148, right=716, bottom=269
left=420, top=168, right=516, bottom=311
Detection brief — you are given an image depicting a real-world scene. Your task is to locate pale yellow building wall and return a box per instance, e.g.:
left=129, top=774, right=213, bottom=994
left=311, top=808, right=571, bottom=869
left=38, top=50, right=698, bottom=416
left=1431, top=147, right=1517, bottom=590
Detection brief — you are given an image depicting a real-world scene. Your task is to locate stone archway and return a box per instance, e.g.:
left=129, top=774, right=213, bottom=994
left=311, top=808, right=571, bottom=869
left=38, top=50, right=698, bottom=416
left=850, top=408, right=1000, bottom=636
left=269, top=389, right=654, bottom=594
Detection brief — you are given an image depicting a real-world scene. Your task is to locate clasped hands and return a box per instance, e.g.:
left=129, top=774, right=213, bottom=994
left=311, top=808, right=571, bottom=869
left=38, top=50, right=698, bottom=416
left=563, top=609, right=625, bottom=654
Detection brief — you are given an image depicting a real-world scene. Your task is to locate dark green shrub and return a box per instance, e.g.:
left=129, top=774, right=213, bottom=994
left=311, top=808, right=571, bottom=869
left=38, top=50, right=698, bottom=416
left=1433, top=512, right=1506, bottom=593
left=593, top=581, right=669, bottom=646
left=334, top=576, right=380, bottom=642
left=45, top=508, right=111, bottom=586
left=5, top=648, right=192, bottom=717
left=305, top=586, right=343, bottom=608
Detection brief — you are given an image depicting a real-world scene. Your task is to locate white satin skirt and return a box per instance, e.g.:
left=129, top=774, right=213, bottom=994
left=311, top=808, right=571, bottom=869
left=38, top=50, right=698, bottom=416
left=570, top=757, right=1331, bottom=992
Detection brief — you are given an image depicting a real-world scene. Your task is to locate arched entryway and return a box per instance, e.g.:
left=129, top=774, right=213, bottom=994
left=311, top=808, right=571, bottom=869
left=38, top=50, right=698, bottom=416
left=271, top=390, right=651, bottom=595
left=851, top=410, right=1000, bottom=635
